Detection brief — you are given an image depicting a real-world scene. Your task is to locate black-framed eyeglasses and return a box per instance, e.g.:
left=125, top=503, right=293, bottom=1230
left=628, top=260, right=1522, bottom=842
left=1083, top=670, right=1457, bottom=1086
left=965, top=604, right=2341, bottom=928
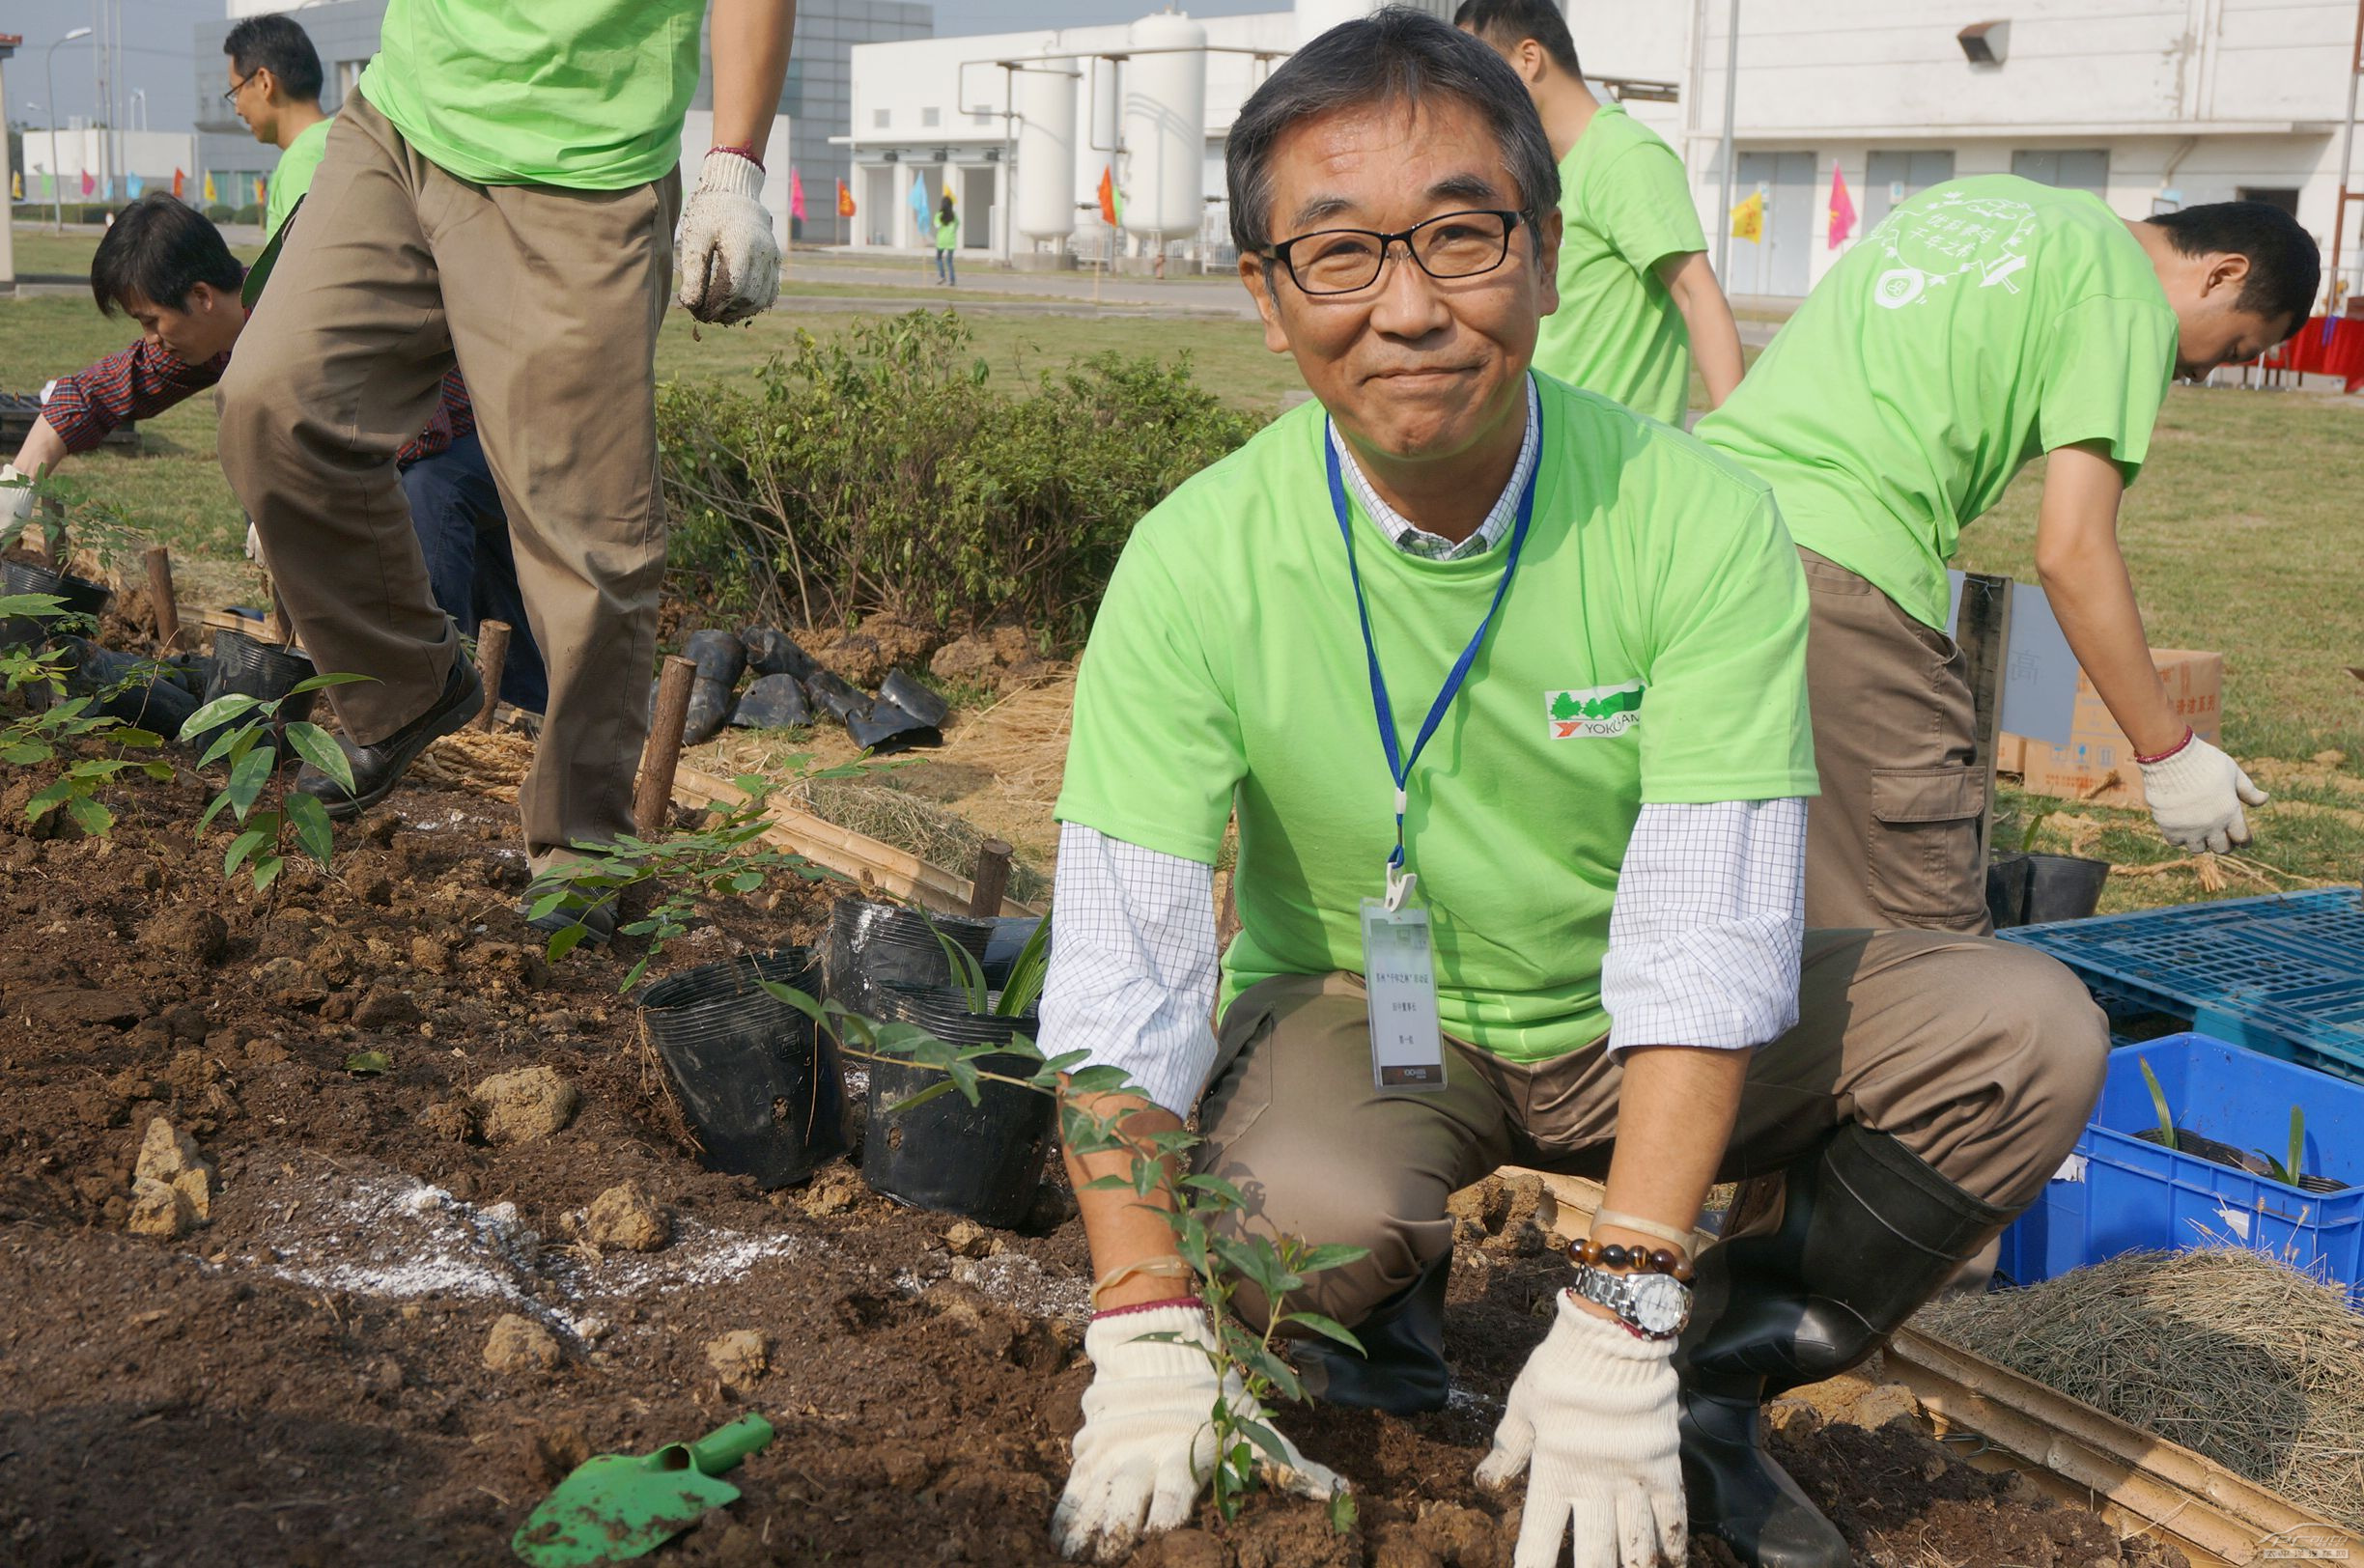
left=1267, top=209, right=1526, bottom=296
left=222, top=70, right=258, bottom=106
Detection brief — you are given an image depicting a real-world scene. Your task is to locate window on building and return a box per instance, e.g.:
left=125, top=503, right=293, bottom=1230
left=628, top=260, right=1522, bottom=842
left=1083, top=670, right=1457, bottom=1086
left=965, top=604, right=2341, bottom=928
left=873, top=107, right=889, bottom=129
left=922, top=106, right=941, bottom=127
left=2237, top=186, right=2300, bottom=217
left=2012, top=149, right=2108, bottom=195
left=1864, top=150, right=1955, bottom=229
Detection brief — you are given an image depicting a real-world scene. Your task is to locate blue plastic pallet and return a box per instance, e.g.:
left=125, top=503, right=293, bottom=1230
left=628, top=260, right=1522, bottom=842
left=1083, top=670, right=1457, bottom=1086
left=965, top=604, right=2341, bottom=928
left=1999, top=1032, right=2364, bottom=1300
left=1999, top=888, right=2364, bottom=1083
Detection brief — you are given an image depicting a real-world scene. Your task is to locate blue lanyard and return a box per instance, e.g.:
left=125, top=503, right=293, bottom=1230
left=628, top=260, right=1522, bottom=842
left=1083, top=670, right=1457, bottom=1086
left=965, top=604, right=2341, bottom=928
left=1326, top=420, right=1536, bottom=877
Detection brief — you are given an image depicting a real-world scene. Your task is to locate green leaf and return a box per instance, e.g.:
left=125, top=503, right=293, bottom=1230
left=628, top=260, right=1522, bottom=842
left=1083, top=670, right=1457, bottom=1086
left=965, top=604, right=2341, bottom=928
left=198, top=789, right=235, bottom=834
left=344, top=1050, right=393, bottom=1076
left=196, top=720, right=260, bottom=770
left=545, top=922, right=589, bottom=961
left=287, top=670, right=375, bottom=695
left=250, top=853, right=284, bottom=893
left=1327, top=1489, right=1358, bottom=1535
left=0, top=740, right=52, bottom=765
left=728, top=870, right=764, bottom=893
left=179, top=692, right=263, bottom=742
left=225, top=826, right=271, bottom=877
left=1291, top=1243, right=1373, bottom=1276
left=758, top=980, right=828, bottom=1022
left=283, top=722, right=353, bottom=792
left=620, top=956, right=652, bottom=990
left=2290, top=1104, right=2306, bottom=1186
left=994, top=914, right=1054, bottom=1017
left=287, top=790, right=336, bottom=869
left=225, top=744, right=274, bottom=822
left=884, top=1079, right=958, bottom=1115
left=0, top=593, right=66, bottom=617
left=65, top=794, right=114, bottom=837
left=1241, top=1416, right=1296, bottom=1470
left=2139, top=1058, right=2178, bottom=1153
left=1280, top=1312, right=1365, bottom=1357
left=23, top=778, right=74, bottom=821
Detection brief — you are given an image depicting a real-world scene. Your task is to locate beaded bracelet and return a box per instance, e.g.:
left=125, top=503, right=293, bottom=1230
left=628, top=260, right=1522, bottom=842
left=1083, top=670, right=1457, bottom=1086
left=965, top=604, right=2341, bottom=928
left=1091, top=1295, right=1202, bottom=1324
left=708, top=143, right=766, bottom=172
left=2134, top=727, right=2196, bottom=767
left=1566, top=1235, right=1695, bottom=1283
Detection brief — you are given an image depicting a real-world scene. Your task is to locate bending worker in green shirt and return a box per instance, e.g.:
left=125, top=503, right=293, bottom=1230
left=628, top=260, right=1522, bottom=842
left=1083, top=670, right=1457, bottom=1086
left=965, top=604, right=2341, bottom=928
left=1038, top=16, right=2104, bottom=1568
left=215, top=0, right=792, bottom=947
left=1699, top=181, right=2318, bottom=932
left=1457, top=0, right=1743, bottom=423
left=222, top=13, right=331, bottom=238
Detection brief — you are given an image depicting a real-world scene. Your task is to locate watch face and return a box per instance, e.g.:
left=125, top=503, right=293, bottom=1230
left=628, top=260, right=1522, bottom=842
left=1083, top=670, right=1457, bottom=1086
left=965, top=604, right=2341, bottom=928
left=1627, top=1274, right=1690, bottom=1336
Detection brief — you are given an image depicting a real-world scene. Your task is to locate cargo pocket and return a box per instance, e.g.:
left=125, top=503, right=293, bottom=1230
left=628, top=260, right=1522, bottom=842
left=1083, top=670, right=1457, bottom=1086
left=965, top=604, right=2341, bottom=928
left=1867, top=766, right=1988, bottom=930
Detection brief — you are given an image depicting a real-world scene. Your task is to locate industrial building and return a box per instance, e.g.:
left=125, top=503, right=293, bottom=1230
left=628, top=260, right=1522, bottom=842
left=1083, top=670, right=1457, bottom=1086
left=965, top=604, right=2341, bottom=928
left=844, top=0, right=2363, bottom=300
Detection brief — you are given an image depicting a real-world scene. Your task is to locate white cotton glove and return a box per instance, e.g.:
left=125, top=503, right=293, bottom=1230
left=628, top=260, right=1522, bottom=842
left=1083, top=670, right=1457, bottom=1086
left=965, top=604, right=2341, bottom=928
left=1477, top=1292, right=1688, bottom=1568
left=2139, top=732, right=2268, bottom=854
left=1, top=464, right=35, bottom=528
left=243, top=520, right=263, bottom=562
left=675, top=149, right=781, bottom=325
left=1052, top=1304, right=1345, bottom=1564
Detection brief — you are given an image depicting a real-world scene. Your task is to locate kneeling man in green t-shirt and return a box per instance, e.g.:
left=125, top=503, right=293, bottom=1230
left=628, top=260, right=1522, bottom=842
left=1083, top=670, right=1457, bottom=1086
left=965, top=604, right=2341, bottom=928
left=1698, top=182, right=2318, bottom=933
left=1036, top=14, right=2106, bottom=1568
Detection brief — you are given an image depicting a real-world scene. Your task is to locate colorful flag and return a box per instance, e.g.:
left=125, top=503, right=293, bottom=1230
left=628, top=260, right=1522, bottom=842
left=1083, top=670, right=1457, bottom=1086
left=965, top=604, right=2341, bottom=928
left=1730, top=190, right=1763, bottom=243
left=908, top=172, right=929, bottom=228
left=204, top=171, right=217, bottom=204
left=9, top=172, right=18, bottom=202
left=789, top=167, right=805, bottom=222
left=80, top=169, right=95, bottom=197
left=172, top=167, right=186, bottom=200
left=101, top=177, right=114, bottom=201
left=127, top=174, right=144, bottom=199
left=1097, top=166, right=1119, bottom=228
left=255, top=176, right=267, bottom=207
left=837, top=179, right=855, bottom=218
left=1827, top=164, right=1856, bottom=249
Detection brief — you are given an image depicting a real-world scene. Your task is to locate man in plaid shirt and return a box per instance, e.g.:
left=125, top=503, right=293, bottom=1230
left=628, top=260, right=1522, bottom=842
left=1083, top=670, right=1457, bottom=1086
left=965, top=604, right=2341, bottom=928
left=3, top=196, right=547, bottom=711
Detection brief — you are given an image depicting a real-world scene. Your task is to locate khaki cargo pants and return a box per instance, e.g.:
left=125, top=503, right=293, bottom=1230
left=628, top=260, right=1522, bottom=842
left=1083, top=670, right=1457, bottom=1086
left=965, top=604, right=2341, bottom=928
left=1800, top=548, right=1990, bottom=934
left=217, top=89, right=681, bottom=862
left=1198, top=930, right=2106, bottom=1328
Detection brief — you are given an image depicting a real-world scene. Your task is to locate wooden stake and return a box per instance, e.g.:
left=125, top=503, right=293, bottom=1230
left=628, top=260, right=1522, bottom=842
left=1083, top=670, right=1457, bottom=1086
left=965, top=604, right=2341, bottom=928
left=967, top=838, right=1013, bottom=918
left=633, top=655, right=699, bottom=837
left=472, top=620, right=512, bottom=731
left=142, top=545, right=180, bottom=653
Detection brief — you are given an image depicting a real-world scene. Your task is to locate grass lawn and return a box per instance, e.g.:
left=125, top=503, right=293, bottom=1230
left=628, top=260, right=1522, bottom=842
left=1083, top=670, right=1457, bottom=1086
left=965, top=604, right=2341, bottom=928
left=7, top=269, right=2358, bottom=911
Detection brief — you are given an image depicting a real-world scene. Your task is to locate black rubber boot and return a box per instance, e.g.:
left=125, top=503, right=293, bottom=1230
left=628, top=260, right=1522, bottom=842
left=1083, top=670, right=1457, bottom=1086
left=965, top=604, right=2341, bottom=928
left=1295, top=1250, right=1451, bottom=1415
left=1676, top=1125, right=2013, bottom=1568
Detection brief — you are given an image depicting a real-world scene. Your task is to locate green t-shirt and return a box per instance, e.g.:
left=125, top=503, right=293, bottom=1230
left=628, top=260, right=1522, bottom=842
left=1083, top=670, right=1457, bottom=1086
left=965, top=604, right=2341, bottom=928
left=1697, top=175, right=2177, bottom=629
left=935, top=216, right=958, bottom=251
left=266, top=116, right=333, bottom=238
left=1534, top=104, right=1709, bottom=426
left=1055, top=377, right=1815, bottom=1064
left=358, top=0, right=704, bottom=190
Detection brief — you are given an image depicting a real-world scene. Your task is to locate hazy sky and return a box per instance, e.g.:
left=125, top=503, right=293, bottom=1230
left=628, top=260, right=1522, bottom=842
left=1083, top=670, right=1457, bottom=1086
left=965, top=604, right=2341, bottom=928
left=3, top=0, right=1282, bottom=136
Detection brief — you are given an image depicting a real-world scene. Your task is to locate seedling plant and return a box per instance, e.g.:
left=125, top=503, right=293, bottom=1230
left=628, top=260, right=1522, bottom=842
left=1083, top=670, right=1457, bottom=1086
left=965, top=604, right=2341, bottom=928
left=177, top=675, right=370, bottom=892
left=0, top=595, right=175, bottom=835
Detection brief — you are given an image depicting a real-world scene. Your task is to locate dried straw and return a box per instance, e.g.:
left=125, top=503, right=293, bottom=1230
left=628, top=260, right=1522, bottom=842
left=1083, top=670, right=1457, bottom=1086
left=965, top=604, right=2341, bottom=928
left=1917, top=1248, right=2364, bottom=1532
left=784, top=776, right=1051, bottom=904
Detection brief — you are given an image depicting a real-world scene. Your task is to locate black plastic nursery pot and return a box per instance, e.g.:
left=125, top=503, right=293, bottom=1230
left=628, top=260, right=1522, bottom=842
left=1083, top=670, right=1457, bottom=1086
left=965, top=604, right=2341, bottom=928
left=186, top=628, right=319, bottom=763
left=824, top=896, right=996, bottom=1019
left=1, top=558, right=112, bottom=648
left=640, top=947, right=847, bottom=1189
left=1988, top=852, right=2111, bottom=928
left=729, top=673, right=810, bottom=730
left=861, top=982, right=1053, bottom=1229
left=55, top=637, right=201, bottom=734
left=981, top=917, right=1044, bottom=989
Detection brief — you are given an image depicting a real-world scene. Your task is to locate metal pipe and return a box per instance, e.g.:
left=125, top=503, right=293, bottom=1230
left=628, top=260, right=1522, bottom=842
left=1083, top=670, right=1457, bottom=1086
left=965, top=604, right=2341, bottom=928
left=45, top=27, right=94, bottom=233
left=2333, top=0, right=2363, bottom=311
left=1712, top=0, right=1740, bottom=282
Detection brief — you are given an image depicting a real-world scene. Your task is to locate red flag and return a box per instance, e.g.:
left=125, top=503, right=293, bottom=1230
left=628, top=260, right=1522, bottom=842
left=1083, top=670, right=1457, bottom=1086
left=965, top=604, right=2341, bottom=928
left=1827, top=164, right=1858, bottom=249
left=79, top=169, right=95, bottom=197
left=172, top=167, right=186, bottom=200
left=790, top=166, right=806, bottom=222
left=1097, top=166, right=1117, bottom=228
left=836, top=179, right=855, bottom=218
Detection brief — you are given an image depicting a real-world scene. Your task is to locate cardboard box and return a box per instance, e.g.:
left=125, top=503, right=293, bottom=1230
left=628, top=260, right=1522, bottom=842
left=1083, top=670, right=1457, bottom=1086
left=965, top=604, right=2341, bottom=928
left=2004, top=650, right=2223, bottom=810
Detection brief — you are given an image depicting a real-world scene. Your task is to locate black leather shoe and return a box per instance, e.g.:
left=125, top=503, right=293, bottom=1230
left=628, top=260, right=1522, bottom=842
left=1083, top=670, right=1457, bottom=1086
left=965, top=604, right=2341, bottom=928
left=296, top=656, right=484, bottom=820
left=1676, top=1125, right=2014, bottom=1568
left=1296, top=1250, right=1451, bottom=1414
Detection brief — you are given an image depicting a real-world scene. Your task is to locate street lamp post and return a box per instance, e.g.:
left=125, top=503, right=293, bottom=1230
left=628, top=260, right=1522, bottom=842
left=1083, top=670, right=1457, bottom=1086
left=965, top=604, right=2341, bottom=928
left=46, top=26, right=95, bottom=233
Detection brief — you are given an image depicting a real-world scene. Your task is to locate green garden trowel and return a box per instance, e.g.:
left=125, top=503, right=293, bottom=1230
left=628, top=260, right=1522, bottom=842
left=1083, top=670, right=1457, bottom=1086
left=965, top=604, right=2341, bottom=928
left=512, top=1414, right=774, bottom=1566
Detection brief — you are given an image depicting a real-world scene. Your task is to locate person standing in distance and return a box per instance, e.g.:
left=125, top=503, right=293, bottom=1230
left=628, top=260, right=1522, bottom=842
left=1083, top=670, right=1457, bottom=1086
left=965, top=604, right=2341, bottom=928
left=215, top=0, right=790, bottom=946
left=1457, top=0, right=1744, bottom=424
left=221, top=14, right=331, bottom=239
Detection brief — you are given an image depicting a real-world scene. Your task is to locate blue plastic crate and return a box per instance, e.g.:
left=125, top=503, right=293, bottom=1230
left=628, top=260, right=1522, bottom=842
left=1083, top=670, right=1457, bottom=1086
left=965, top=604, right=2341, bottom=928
left=1998, top=1033, right=2364, bottom=1299
left=1999, top=888, right=2364, bottom=1081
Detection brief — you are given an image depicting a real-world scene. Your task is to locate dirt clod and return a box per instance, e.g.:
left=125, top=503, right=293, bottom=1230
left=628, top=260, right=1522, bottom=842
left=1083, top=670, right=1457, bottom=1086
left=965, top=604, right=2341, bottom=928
left=470, top=1066, right=578, bottom=1143
left=352, top=985, right=422, bottom=1030
left=133, top=1116, right=206, bottom=1188
left=483, top=1314, right=561, bottom=1375
left=585, top=1181, right=671, bottom=1253
left=944, top=1218, right=996, bottom=1258
left=126, top=1178, right=195, bottom=1240
left=703, top=1330, right=768, bottom=1389
left=139, top=906, right=228, bottom=967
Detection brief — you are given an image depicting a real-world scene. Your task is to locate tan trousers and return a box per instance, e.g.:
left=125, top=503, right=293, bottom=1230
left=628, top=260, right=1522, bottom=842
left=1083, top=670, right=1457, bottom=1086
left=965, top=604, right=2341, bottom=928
left=217, top=90, right=681, bottom=859
left=1198, top=930, right=2106, bottom=1328
left=1800, top=548, right=1990, bottom=934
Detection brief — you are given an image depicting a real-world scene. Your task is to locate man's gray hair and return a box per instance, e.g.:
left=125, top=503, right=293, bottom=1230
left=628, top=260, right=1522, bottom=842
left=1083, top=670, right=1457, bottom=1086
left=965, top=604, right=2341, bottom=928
left=1224, top=6, right=1560, bottom=257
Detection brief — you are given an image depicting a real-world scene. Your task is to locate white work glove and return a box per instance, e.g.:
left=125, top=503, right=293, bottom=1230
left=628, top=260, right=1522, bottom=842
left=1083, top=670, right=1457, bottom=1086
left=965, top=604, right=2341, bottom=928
left=1052, top=1304, right=1345, bottom=1563
left=675, top=149, right=780, bottom=325
left=244, top=520, right=263, bottom=562
left=1477, top=1292, right=1688, bottom=1568
left=2139, top=732, right=2267, bottom=854
left=1, top=463, right=35, bottom=528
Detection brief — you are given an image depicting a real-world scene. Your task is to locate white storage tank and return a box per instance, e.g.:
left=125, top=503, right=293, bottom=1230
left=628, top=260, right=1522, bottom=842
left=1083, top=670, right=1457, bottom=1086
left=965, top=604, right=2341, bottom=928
left=1120, top=11, right=1208, bottom=244
left=1013, top=56, right=1080, bottom=243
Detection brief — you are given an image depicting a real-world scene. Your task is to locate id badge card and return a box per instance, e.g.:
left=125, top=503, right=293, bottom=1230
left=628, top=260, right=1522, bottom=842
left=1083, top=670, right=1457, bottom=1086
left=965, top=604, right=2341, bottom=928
left=1361, top=897, right=1448, bottom=1091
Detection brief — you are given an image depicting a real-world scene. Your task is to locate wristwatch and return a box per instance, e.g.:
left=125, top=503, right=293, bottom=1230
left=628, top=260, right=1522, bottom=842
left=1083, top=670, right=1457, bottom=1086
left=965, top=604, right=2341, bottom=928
left=1569, top=1262, right=1692, bottom=1340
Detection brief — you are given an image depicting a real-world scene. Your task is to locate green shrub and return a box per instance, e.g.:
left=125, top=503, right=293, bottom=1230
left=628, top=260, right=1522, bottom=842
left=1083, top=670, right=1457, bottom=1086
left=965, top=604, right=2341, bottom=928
left=658, top=310, right=1260, bottom=641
